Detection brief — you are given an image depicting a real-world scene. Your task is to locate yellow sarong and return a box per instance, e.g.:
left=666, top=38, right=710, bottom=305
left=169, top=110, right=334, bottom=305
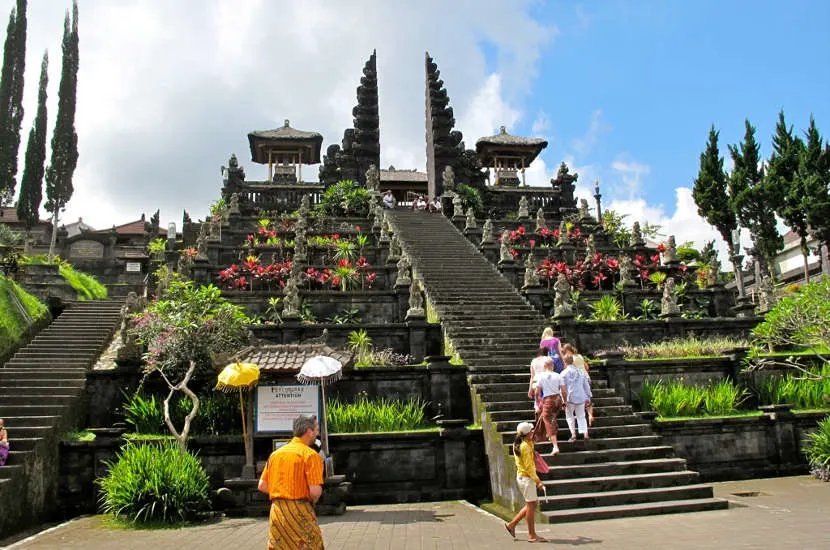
left=268, top=498, right=324, bottom=550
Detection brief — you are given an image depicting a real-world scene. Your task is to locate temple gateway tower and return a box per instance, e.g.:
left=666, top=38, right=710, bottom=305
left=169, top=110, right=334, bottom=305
left=247, top=120, right=323, bottom=183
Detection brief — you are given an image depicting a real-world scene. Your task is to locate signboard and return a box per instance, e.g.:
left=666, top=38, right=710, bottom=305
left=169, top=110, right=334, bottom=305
left=125, top=262, right=142, bottom=273
left=255, top=384, right=320, bottom=434
left=69, top=240, right=104, bottom=259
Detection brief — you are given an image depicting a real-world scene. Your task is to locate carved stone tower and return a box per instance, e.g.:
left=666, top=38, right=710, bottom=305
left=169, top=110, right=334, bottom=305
left=353, top=50, right=380, bottom=185
left=425, top=52, right=463, bottom=199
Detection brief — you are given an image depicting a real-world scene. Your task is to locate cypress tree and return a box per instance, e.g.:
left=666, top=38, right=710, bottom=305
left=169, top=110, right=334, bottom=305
left=767, top=111, right=809, bottom=281
left=45, top=1, right=79, bottom=258
left=16, top=51, right=47, bottom=229
left=728, top=119, right=783, bottom=279
left=0, top=0, right=27, bottom=206
left=799, top=116, right=830, bottom=274
left=692, top=125, right=737, bottom=250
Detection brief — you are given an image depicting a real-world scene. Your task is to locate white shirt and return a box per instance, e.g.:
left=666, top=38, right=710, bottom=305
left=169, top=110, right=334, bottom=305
left=537, top=370, right=564, bottom=399
left=561, top=365, right=592, bottom=404
left=530, top=356, right=547, bottom=382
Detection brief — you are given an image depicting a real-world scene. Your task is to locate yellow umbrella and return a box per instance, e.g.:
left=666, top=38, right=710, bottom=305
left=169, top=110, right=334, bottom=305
left=216, top=362, right=260, bottom=478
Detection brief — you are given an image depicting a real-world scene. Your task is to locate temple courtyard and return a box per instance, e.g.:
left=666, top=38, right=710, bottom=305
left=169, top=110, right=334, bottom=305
left=1, top=476, right=826, bottom=549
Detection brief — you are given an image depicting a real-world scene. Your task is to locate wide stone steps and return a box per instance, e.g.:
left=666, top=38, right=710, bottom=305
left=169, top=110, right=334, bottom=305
left=0, top=385, right=85, bottom=395
left=543, top=458, right=689, bottom=480
left=541, top=470, right=702, bottom=496
left=474, top=383, right=616, bottom=396
left=484, top=402, right=627, bottom=415
left=538, top=484, right=717, bottom=514
left=542, top=497, right=728, bottom=523
left=6, top=437, right=42, bottom=452
left=491, top=413, right=638, bottom=428
left=0, top=378, right=86, bottom=388
left=0, top=415, right=61, bottom=427
left=535, top=445, right=676, bottom=466
left=491, top=392, right=624, bottom=406
left=0, top=394, right=79, bottom=405
left=0, top=465, right=24, bottom=479
left=498, top=423, right=651, bottom=440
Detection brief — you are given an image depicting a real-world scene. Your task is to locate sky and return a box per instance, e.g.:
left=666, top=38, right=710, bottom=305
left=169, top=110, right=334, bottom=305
left=4, top=0, right=830, bottom=264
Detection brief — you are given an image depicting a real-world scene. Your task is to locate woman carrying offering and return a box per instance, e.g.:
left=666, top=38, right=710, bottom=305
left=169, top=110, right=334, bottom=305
left=505, top=422, right=548, bottom=543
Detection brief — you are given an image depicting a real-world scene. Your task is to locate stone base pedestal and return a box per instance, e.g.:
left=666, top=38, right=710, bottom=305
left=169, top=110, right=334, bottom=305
left=221, top=475, right=352, bottom=517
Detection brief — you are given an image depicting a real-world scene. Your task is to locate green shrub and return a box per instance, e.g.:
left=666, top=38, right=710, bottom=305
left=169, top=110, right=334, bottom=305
left=640, top=379, right=746, bottom=417
left=315, top=180, right=372, bottom=217
left=804, top=416, right=830, bottom=481
left=756, top=367, right=830, bottom=409
left=58, top=263, right=108, bottom=300
left=327, top=395, right=429, bottom=433
left=123, top=392, right=165, bottom=434
left=703, top=380, right=747, bottom=415
left=454, top=184, right=483, bottom=216
left=589, top=295, right=624, bottom=321
left=123, top=391, right=242, bottom=436
left=752, top=277, right=830, bottom=353
left=97, top=441, right=210, bottom=524
left=0, top=274, right=49, bottom=359
left=622, top=335, right=749, bottom=360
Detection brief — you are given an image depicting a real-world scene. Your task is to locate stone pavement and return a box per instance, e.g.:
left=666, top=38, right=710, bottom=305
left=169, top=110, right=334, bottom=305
left=3, top=476, right=828, bottom=549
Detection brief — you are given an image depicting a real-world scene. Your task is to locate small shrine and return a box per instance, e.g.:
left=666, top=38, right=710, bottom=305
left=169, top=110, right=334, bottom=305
left=475, top=126, right=548, bottom=187
left=248, top=120, right=324, bottom=184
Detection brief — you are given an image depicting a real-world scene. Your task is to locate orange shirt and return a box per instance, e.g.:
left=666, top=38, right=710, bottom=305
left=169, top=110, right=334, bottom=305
left=260, top=437, right=324, bottom=501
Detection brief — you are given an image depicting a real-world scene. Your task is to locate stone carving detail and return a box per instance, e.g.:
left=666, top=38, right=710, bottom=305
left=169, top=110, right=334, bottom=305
left=481, top=219, right=495, bottom=245
left=406, top=279, right=425, bottom=318
left=586, top=233, right=596, bottom=256
left=556, top=220, right=569, bottom=246
left=758, top=275, right=776, bottom=313
left=395, top=253, right=412, bottom=287
left=229, top=193, right=240, bottom=215
left=517, top=195, right=530, bottom=219
left=630, top=221, right=645, bottom=247
left=452, top=194, right=464, bottom=219
left=706, top=256, right=721, bottom=287
left=319, top=144, right=342, bottom=187
left=523, top=254, right=539, bottom=288
left=299, top=195, right=311, bottom=218
left=223, top=153, right=246, bottom=192
left=553, top=274, right=573, bottom=317
left=661, top=277, right=681, bottom=316
left=294, top=226, right=308, bottom=264
left=282, top=274, right=301, bottom=319
left=442, top=166, right=456, bottom=193
left=379, top=216, right=391, bottom=243
left=425, top=52, right=465, bottom=199
left=365, top=164, right=380, bottom=192
left=619, top=255, right=635, bottom=286
left=578, top=198, right=590, bottom=219
left=465, top=208, right=477, bottom=230
left=499, top=230, right=513, bottom=262
left=353, top=51, right=380, bottom=184
left=662, top=235, right=678, bottom=264
left=535, top=208, right=546, bottom=232
left=551, top=162, right=577, bottom=208
left=195, top=224, right=208, bottom=260
left=116, top=292, right=146, bottom=362
left=388, top=235, right=401, bottom=262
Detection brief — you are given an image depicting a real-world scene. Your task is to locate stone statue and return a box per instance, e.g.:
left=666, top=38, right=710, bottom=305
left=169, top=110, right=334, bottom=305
left=553, top=274, right=573, bottom=317
left=406, top=280, right=425, bottom=319
left=282, top=275, right=301, bottom=319
left=295, top=213, right=307, bottom=233
left=442, top=166, right=456, bottom=193
left=229, top=193, right=240, bottom=215
left=551, top=162, right=578, bottom=206
left=578, top=198, right=590, bottom=219
left=195, top=224, right=208, bottom=260
left=379, top=216, right=391, bottom=243
left=758, top=275, right=776, bottom=313
left=116, top=292, right=146, bottom=362
left=299, top=194, right=311, bottom=218
left=372, top=205, right=383, bottom=231
left=630, top=221, right=644, bottom=247
left=388, top=235, right=401, bottom=262
left=499, top=230, right=513, bottom=262
left=619, top=255, right=635, bottom=286
left=294, top=227, right=308, bottom=264
left=365, top=164, right=380, bottom=192
left=586, top=233, right=596, bottom=256
left=465, top=207, right=477, bottom=230
left=661, top=277, right=680, bottom=316
left=662, top=235, right=678, bottom=264
left=452, top=193, right=464, bottom=219
left=395, top=253, right=412, bottom=287
left=517, top=195, right=530, bottom=219
left=223, top=153, right=245, bottom=188
left=556, top=220, right=569, bottom=246
left=535, top=208, right=546, bottom=232
left=481, top=219, right=495, bottom=245
left=523, top=254, right=539, bottom=288
left=706, top=255, right=721, bottom=287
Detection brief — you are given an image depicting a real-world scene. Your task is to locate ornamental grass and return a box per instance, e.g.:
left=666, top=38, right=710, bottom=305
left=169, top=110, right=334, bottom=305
left=327, top=395, right=429, bottom=433
left=622, top=336, right=749, bottom=360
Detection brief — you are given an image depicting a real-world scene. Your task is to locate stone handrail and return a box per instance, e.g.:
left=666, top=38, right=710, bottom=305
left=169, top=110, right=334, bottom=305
left=231, top=182, right=325, bottom=214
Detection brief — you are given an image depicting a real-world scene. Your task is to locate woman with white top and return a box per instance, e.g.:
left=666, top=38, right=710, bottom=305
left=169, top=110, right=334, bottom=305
left=527, top=347, right=548, bottom=414
left=560, top=353, right=593, bottom=441
left=534, top=358, right=565, bottom=455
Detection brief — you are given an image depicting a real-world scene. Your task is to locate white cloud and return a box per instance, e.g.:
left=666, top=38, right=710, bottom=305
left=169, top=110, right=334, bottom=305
left=458, top=73, right=521, bottom=147
left=531, top=110, right=551, bottom=137
left=610, top=158, right=651, bottom=200
left=571, top=109, right=607, bottom=156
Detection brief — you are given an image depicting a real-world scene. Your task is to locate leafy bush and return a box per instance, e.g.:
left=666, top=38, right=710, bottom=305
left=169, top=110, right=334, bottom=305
left=327, top=395, right=429, bottom=433
left=804, top=416, right=830, bottom=481
left=589, top=295, right=624, bottom=321
left=752, top=277, right=830, bottom=353
left=123, top=391, right=242, bottom=435
left=315, top=180, right=372, bottom=217
left=454, top=184, right=483, bottom=216
left=622, top=336, right=749, bottom=360
left=703, top=380, right=748, bottom=415
left=123, top=392, right=164, bottom=434
left=755, top=366, right=830, bottom=409
left=98, top=441, right=210, bottom=524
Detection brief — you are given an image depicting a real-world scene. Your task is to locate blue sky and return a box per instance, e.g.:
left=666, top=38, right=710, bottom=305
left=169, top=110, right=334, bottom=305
left=506, top=0, right=830, bottom=209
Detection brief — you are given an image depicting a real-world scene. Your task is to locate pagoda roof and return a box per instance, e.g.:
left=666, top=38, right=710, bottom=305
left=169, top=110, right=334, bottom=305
left=380, top=167, right=428, bottom=183
left=248, top=119, right=323, bottom=165
left=475, top=126, right=548, bottom=164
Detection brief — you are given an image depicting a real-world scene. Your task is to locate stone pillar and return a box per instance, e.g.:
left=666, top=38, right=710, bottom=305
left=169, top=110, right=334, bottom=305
left=280, top=318, right=302, bottom=345
left=427, top=355, right=469, bottom=421
left=437, top=419, right=470, bottom=492
left=407, top=318, right=427, bottom=362
left=758, top=404, right=802, bottom=475
left=191, top=257, right=210, bottom=285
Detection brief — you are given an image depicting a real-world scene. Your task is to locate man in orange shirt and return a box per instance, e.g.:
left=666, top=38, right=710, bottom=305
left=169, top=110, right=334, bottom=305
left=258, top=415, right=325, bottom=550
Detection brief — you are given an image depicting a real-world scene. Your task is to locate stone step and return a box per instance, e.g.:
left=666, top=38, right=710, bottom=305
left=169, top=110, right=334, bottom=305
left=500, top=424, right=652, bottom=444
left=0, top=464, right=24, bottom=479
left=451, top=336, right=539, bottom=347
left=542, top=497, right=728, bottom=523
left=484, top=401, right=623, bottom=414
left=4, top=450, right=33, bottom=466
left=534, top=446, right=676, bottom=466
left=541, top=470, right=701, bottom=496
left=6, top=437, right=42, bottom=452
left=540, top=458, right=689, bottom=481
left=535, top=435, right=665, bottom=453
left=12, top=352, right=100, bottom=360
left=5, top=425, right=56, bottom=439
left=0, top=394, right=78, bottom=406
left=0, top=385, right=84, bottom=395
left=0, top=415, right=61, bottom=427
left=491, top=412, right=639, bottom=428
left=0, top=403, right=69, bottom=417
left=4, top=361, right=92, bottom=369
left=0, top=368, right=88, bottom=377
left=491, top=392, right=623, bottom=405
left=470, top=373, right=608, bottom=387
left=0, top=378, right=85, bottom=388
left=539, top=485, right=714, bottom=511
left=475, top=383, right=615, bottom=397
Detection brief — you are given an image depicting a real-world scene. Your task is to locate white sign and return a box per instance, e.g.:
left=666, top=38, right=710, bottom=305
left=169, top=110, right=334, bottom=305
left=255, top=384, right=320, bottom=434
left=125, top=262, right=142, bottom=273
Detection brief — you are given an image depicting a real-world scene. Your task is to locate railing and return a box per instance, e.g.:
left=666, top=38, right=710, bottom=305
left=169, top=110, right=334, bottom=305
left=233, top=182, right=325, bottom=215
left=486, top=186, right=575, bottom=218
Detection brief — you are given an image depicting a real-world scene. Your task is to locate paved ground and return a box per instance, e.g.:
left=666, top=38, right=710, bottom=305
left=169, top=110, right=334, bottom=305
left=3, top=476, right=829, bottom=549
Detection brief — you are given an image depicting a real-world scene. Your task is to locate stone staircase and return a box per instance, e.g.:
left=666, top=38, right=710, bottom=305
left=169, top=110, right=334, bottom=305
left=0, top=299, right=124, bottom=537
left=385, top=209, right=727, bottom=522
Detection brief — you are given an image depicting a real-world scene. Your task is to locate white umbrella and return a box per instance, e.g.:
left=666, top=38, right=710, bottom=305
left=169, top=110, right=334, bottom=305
left=297, top=355, right=343, bottom=476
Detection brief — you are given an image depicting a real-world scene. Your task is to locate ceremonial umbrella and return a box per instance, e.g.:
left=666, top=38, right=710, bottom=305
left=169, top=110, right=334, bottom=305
left=297, top=355, right=343, bottom=475
left=216, top=362, right=261, bottom=477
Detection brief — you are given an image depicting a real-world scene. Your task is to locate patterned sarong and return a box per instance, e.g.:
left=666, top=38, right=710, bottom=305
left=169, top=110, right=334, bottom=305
left=268, top=498, right=324, bottom=550
left=534, top=395, right=563, bottom=442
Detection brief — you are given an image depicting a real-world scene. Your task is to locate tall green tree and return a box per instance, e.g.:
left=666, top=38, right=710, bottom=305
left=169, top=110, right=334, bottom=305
left=0, top=0, right=27, bottom=206
left=15, top=51, right=48, bottom=229
left=693, top=126, right=737, bottom=251
left=15, top=51, right=47, bottom=229
left=799, top=116, right=830, bottom=274
left=45, top=1, right=79, bottom=258
left=728, top=119, right=783, bottom=279
left=767, top=111, right=809, bottom=281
